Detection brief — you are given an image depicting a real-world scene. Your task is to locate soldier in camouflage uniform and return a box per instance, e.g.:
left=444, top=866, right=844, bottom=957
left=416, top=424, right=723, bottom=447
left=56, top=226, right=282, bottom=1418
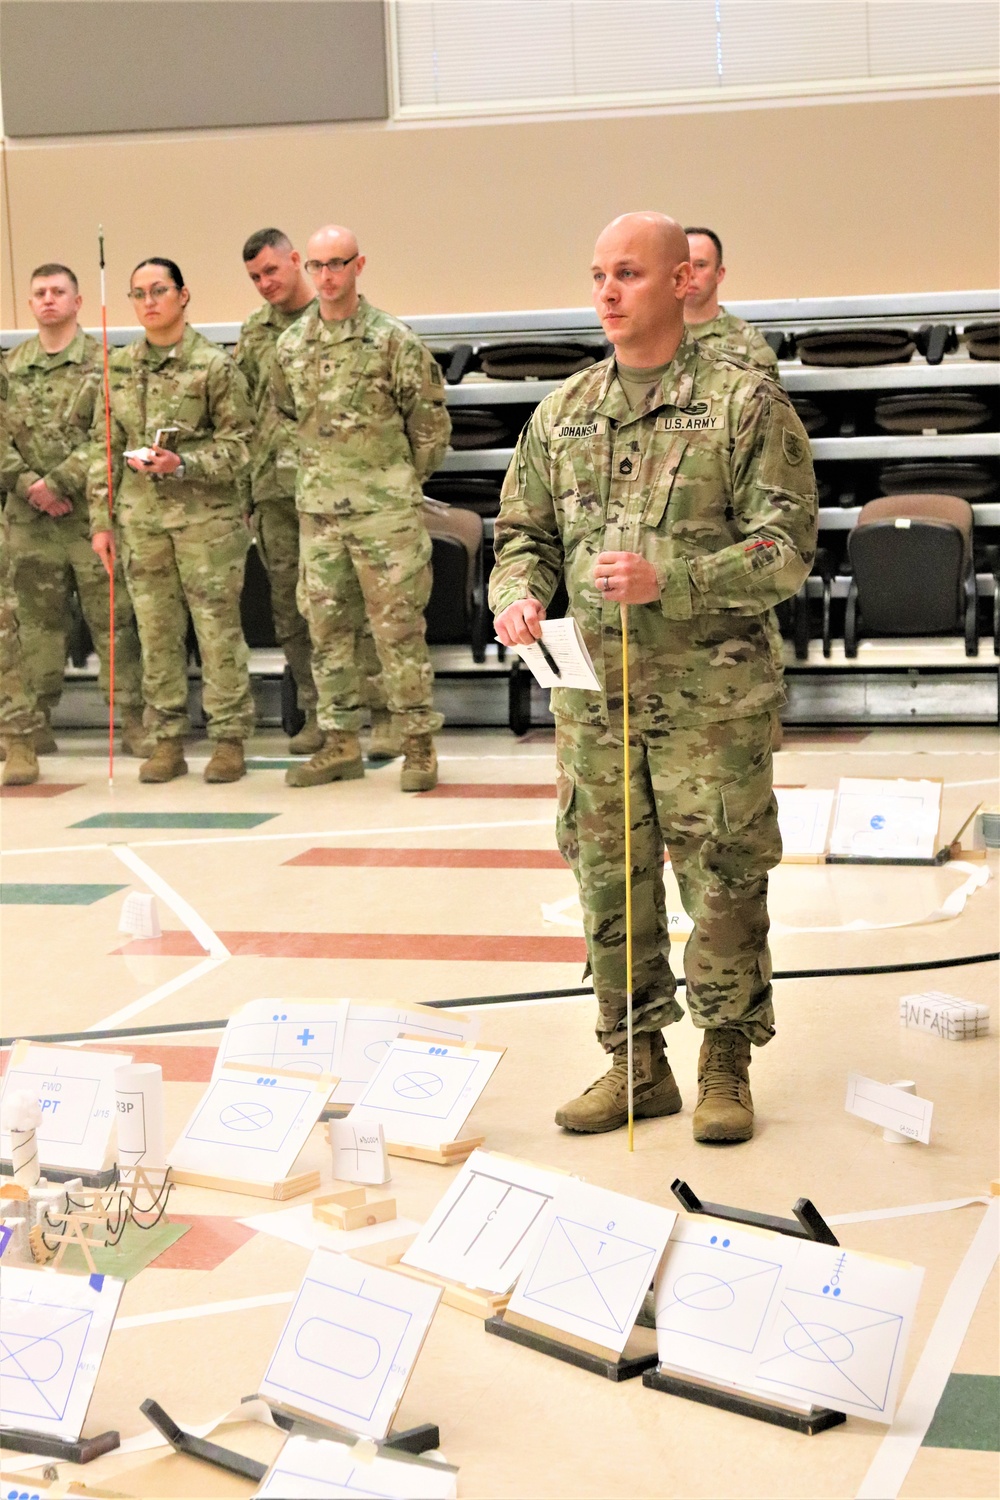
left=271, top=225, right=451, bottom=792
left=684, top=227, right=779, bottom=374
left=89, top=258, right=255, bottom=784
left=492, top=213, right=817, bottom=1143
left=1, top=264, right=145, bottom=756
left=236, top=228, right=396, bottom=760
left=0, top=351, right=43, bottom=785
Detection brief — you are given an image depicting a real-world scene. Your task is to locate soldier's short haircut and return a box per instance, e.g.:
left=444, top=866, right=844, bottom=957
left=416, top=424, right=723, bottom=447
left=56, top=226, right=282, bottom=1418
left=30, top=263, right=79, bottom=291
left=131, top=257, right=186, bottom=289
left=684, top=227, right=723, bottom=266
left=242, top=228, right=292, bottom=263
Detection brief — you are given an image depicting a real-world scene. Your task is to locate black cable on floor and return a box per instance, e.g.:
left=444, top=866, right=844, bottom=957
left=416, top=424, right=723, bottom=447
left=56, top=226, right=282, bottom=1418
left=1, top=950, right=995, bottom=1048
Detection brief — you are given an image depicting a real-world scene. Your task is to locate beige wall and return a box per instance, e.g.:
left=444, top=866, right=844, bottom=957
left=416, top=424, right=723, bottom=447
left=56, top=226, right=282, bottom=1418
left=2, top=92, right=996, bottom=329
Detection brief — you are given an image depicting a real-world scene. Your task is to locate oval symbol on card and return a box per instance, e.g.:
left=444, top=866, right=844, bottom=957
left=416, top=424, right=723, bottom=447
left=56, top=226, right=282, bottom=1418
left=671, top=1273, right=736, bottom=1313
left=294, top=1317, right=380, bottom=1379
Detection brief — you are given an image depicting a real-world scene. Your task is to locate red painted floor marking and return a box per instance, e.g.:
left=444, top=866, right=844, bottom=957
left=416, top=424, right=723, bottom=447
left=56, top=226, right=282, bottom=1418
left=417, top=783, right=556, bottom=798
left=150, top=1214, right=257, bottom=1271
left=116, top=930, right=587, bottom=963
left=0, top=783, right=83, bottom=798
left=0, top=1044, right=216, bottom=1081
left=284, top=848, right=566, bottom=869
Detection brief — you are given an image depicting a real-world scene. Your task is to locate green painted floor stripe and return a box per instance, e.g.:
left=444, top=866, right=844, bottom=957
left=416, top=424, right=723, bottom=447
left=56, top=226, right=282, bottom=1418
left=1, top=883, right=127, bottom=905
left=71, top=812, right=278, bottom=829
left=923, top=1373, right=1000, bottom=1451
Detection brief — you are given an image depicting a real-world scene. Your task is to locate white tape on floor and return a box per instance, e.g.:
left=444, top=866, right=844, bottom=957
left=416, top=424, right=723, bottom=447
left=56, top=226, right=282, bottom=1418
left=855, top=1196, right=999, bottom=1500
left=828, top=1195, right=991, bottom=1226
left=110, top=844, right=229, bottom=958
left=89, top=954, right=227, bottom=1031
left=115, top=1290, right=296, bottom=1331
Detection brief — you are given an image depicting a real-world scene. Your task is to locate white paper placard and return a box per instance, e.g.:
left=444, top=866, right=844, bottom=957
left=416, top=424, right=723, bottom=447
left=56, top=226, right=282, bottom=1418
left=0, top=1266, right=124, bottom=1440
left=653, top=1215, right=801, bottom=1385
left=845, top=1073, right=933, bottom=1144
left=255, top=1433, right=458, bottom=1499
left=169, top=1066, right=336, bottom=1183
left=775, top=787, right=835, bottom=858
left=349, top=1040, right=504, bottom=1148
left=0, top=1041, right=132, bottom=1174
left=329, top=1119, right=390, bottom=1185
left=260, top=1251, right=441, bottom=1440
left=829, top=778, right=942, bottom=859
left=753, top=1242, right=924, bottom=1423
left=899, top=991, right=990, bottom=1040
left=507, top=1179, right=676, bottom=1355
left=115, top=1062, right=166, bottom=1170
left=332, top=1004, right=480, bottom=1107
left=509, top=617, right=600, bottom=690
left=214, top=999, right=350, bottom=1080
left=240, top=1203, right=422, bottom=1255
left=402, top=1149, right=565, bottom=1294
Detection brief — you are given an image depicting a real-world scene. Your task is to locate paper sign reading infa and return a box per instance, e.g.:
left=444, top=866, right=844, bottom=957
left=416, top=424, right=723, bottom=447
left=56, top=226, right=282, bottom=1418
left=828, top=778, right=942, bottom=860
left=509, top=617, right=600, bottom=691
left=845, top=1073, right=933, bottom=1143
left=900, top=991, right=990, bottom=1041
left=0, top=1041, right=132, bottom=1174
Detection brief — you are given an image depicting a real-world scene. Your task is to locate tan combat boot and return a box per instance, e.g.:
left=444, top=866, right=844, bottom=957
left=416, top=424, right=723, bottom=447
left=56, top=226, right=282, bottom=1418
left=555, top=1033, right=682, bottom=1134
left=692, top=1028, right=754, bottom=1144
left=288, top=712, right=324, bottom=756
left=34, top=717, right=57, bottom=755
left=285, top=731, right=364, bottom=787
left=204, top=740, right=246, bottom=783
left=1, top=736, right=40, bottom=786
left=139, top=740, right=188, bottom=784
left=400, top=734, right=438, bottom=792
left=367, top=709, right=402, bottom=761
left=120, top=710, right=151, bottom=758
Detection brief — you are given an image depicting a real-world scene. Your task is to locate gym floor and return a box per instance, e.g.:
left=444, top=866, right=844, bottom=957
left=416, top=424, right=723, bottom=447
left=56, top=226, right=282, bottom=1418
left=1, top=722, right=997, bottom=1499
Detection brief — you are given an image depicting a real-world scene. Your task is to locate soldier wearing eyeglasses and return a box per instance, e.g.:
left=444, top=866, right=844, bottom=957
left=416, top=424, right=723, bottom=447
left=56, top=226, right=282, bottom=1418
left=89, top=257, right=255, bottom=784
left=0, top=262, right=145, bottom=758
left=270, top=225, right=451, bottom=792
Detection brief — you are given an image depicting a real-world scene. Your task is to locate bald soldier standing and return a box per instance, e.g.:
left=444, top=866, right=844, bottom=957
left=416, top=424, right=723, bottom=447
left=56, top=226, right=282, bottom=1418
left=235, top=228, right=396, bottom=759
left=684, top=227, right=779, bottom=375
left=491, top=213, right=817, bottom=1143
left=271, top=225, right=450, bottom=792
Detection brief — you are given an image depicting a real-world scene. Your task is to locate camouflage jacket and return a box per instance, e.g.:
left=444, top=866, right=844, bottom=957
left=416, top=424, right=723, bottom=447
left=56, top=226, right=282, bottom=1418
left=270, top=296, right=451, bottom=516
left=88, top=324, right=252, bottom=534
left=489, top=329, right=817, bottom=729
left=688, top=308, right=779, bottom=375
left=234, top=297, right=316, bottom=508
left=1, top=330, right=102, bottom=527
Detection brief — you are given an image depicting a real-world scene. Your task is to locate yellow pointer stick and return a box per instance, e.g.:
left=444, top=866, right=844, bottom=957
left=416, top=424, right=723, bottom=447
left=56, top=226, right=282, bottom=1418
left=621, top=603, right=634, bottom=1153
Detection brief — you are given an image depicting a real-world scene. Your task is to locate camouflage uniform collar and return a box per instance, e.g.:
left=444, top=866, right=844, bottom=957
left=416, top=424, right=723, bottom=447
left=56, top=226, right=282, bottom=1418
left=22, top=326, right=88, bottom=369
left=137, top=322, right=195, bottom=367
left=689, top=308, right=733, bottom=338
left=261, top=296, right=316, bottom=330
left=305, top=294, right=372, bottom=346
left=594, top=327, right=700, bottom=420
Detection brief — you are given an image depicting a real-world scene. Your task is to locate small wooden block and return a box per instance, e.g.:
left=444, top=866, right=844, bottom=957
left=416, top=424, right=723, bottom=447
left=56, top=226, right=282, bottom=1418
left=386, top=1135, right=485, bottom=1166
left=313, top=1188, right=397, bottom=1231
left=169, top=1167, right=320, bottom=1200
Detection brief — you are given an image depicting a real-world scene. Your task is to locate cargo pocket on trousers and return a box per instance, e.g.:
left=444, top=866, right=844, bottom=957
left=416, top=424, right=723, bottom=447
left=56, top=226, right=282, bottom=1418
left=720, top=760, right=773, bottom=835
left=555, top=768, right=578, bottom=867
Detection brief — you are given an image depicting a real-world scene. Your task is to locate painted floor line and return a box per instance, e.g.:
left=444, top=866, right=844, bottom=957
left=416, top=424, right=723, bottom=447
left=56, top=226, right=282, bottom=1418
left=115, top=1289, right=297, bottom=1330
left=111, top=844, right=229, bottom=959
left=856, top=1197, right=999, bottom=1499
left=0, top=815, right=554, bottom=859
left=827, top=1195, right=991, bottom=1226
left=89, top=955, right=228, bottom=1031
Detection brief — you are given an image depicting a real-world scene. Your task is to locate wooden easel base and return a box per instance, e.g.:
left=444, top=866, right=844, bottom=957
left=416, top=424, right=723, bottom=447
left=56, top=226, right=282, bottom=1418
left=642, top=1366, right=847, bottom=1436
left=386, top=1137, right=484, bottom=1166
left=485, top=1314, right=657, bottom=1382
left=388, top=1253, right=511, bottom=1319
left=0, top=1426, right=120, bottom=1463
left=245, top=1396, right=439, bottom=1455
left=169, top=1167, right=320, bottom=1200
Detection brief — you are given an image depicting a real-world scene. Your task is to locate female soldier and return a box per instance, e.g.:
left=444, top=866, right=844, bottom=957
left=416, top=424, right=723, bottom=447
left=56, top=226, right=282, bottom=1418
left=90, top=258, right=255, bottom=782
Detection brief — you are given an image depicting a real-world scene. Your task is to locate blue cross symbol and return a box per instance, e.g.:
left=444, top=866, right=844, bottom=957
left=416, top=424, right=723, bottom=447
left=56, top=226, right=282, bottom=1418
left=297, top=1028, right=315, bottom=1046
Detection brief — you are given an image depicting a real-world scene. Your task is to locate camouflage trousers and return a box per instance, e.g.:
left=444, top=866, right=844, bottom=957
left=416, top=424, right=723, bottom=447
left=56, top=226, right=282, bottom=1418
left=4, top=515, right=142, bottom=715
left=297, top=509, right=443, bottom=736
left=0, top=541, right=44, bottom=736
left=254, top=496, right=385, bottom=716
left=120, top=516, right=254, bottom=743
left=555, top=710, right=782, bottom=1053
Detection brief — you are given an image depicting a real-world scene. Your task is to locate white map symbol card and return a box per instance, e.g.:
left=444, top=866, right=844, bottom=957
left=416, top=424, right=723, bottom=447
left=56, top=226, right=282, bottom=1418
left=653, top=1215, right=801, bottom=1385
left=168, top=1064, right=336, bottom=1185
left=507, top=1179, right=676, bottom=1355
left=0, top=1265, right=124, bottom=1440
left=333, top=1004, right=480, bottom=1107
left=260, top=1250, right=441, bottom=1440
left=402, top=1149, right=566, bottom=1293
left=0, top=1040, right=132, bottom=1173
left=254, top=1433, right=458, bottom=1499
left=349, top=1039, right=504, bottom=1148
left=828, top=777, right=942, bottom=860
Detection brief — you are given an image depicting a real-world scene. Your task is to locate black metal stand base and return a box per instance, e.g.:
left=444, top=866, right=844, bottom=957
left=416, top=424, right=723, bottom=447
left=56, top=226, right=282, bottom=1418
left=140, top=1400, right=265, bottom=1483
left=485, top=1314, right=656, bottom=1382
left=0, top=1426, right=120, bottom=1464
left=0, top=1163, right=118, bottom=1189
left=642, top=1367, right=847, bottom=1436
